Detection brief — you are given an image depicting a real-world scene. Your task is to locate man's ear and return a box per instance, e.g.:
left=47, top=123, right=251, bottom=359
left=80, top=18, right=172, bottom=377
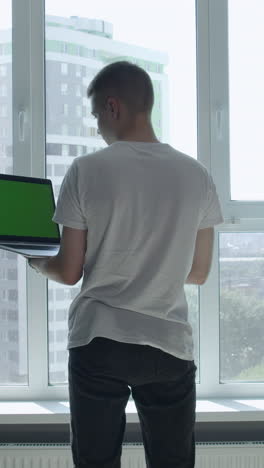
left=107, top=97, right=119, bottom=118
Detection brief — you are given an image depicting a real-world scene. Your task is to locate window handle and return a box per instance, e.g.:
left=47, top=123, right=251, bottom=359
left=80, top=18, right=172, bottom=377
left=215, top=106, right=223, bottom=140
left=18, top=110, right=26, bottom=142
left=225, top=216, right=241, bottom=225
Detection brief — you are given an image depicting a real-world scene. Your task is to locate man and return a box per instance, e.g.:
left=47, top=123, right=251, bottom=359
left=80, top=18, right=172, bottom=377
left=28, top=61, right=224, bottom=468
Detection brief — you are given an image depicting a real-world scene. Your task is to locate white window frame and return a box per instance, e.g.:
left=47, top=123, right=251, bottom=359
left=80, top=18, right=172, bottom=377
left=0, top=0, right=263, bottom=401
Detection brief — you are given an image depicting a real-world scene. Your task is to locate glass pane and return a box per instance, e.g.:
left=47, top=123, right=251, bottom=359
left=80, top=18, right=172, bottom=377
left=219, top=233, right=264, bottom=382
left=0, top=2, right=28, bottom=385
left=45, top=0, right=198, bottom=385
left=228, top=0, right=264, bottom=200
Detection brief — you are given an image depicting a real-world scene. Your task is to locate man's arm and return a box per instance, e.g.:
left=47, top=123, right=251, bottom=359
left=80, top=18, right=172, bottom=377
left=28, top=226, right=87, bottom=285
left=185, top=227, right=214, bottom=285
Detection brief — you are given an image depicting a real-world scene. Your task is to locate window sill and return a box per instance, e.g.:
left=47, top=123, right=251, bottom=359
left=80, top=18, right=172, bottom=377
left=0, top=399, right=264, bottom=424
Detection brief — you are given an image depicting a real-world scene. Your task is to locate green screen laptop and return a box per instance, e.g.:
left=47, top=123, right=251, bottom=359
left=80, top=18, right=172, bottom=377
left=0, top=173, right=60, bottom=257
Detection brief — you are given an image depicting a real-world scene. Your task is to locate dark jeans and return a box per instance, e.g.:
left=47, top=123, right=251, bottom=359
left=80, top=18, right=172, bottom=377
left=68, top=337, right=197, bottom=468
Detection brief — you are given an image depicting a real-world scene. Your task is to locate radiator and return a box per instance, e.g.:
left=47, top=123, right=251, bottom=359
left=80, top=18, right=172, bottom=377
left=1, top=442, right=264, bottom=467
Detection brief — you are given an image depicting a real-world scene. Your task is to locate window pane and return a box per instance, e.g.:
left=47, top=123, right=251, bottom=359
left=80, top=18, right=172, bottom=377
left=219, top=232, right=264, bottom=382
left=228, top=0, right=264, bottom=200
left=0, top=2, right=28, bottom=385
left=45, top=1, right=198, bottom=385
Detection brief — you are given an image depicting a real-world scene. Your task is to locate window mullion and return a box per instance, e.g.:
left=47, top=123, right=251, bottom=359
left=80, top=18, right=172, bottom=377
left=12, top=0, right=31, bottom=177
left=196, top=0, right=220, bottom=397
left=209, top=0, right=230, bottom=215
left=196, top=0, right=211, bottom=172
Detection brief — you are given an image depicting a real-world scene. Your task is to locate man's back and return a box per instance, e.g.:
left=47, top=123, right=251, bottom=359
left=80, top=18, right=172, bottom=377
left=53, top=141, right=224, bottom=359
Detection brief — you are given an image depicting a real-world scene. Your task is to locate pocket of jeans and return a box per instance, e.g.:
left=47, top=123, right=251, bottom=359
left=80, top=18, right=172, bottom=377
left=156, top=351, right=192, bottom=380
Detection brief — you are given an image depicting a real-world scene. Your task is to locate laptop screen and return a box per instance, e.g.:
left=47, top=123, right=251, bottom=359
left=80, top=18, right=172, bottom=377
left=0, top=174, right=60, bottom=244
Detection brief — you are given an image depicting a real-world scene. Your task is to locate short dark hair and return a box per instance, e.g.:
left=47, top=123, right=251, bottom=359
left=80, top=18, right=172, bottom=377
left=87, top=61, right=154, bottom=115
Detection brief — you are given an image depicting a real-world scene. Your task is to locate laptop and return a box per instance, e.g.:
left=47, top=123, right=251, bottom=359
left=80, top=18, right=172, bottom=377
left=0, top=173, right=60, bottom=257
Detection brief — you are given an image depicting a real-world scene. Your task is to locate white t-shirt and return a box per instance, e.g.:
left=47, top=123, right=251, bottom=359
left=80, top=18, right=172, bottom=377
left=53, top=141, right=224, bottom=360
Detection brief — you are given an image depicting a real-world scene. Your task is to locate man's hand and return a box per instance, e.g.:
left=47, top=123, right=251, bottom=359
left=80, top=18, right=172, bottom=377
left=23, top=226, right=87, bottom=285
left=27, top=257, right=51, bottom=274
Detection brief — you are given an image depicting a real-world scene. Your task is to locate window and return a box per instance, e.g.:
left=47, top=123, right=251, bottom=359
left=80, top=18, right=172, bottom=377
left=0, top=127, right=7, bottom=137
left=61, top=42, right=67, bottom=53
left=49, top=352, right=55, bottom=364
left=76, top=105, right=81, bottom=117
left=0, top=309, right=7, bottom=319
left=61, top=62, right=68, bottom=75
left=76, top=84, right=81, bottom=97
left=1, top=0, right=263, bottom=401
left=0, top=105, right=7, bottom=117
left=0, top=84, right=7, bottom=97
left=0, top=143, right=6, bottom=155
left=56, top=289, right=66, bottom=301
left=0, top=331, right=8, bottom=342
left=46, top=164, right=52, bottom=176
left=77, top=145, right=83, bottom=156
left=76, top=64, right=81, bottom=77
left=8, top=330, right=18, bottom=343
left=55, top=163, right=67, bottom=175
left=61, top=144, right=69, bottom=156
left=61, top=124, right=68, bottom=135
left=61, top=83, right=68, bottom=95
left=63, top=103, right=68, bottom=116
left=49, top=330, right=54, bottom=342
left=0, top=65, right=7, bottom=76
left=54, top=184, right=60, bottom=197
left=56, top=309, right=67, bottom=321
left=57, top=350, right=67, bottom=362
left=87, top=127, right=97, bottom=137
left=8, top=269, right=17, bottom=280
left=56, top=329, right=67, bottom=342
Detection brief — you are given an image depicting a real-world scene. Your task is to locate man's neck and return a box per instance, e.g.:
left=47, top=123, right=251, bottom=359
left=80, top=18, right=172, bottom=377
left=117, top=115, right=159, bottom=143
left=119, top=136, right=160, bottom=143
